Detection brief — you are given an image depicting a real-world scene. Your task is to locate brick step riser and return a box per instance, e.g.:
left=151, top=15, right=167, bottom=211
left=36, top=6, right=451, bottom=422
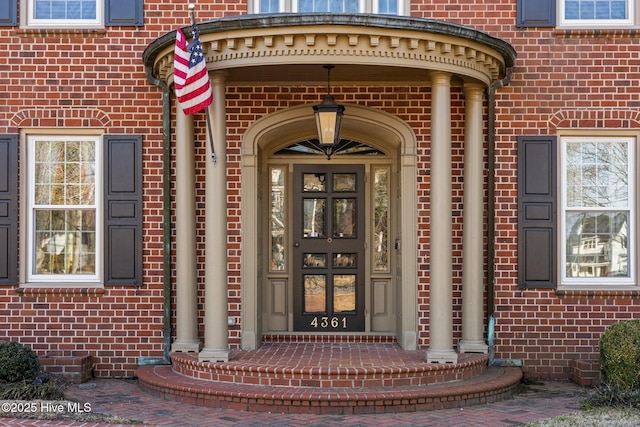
left=171, top=352, right=488, bottom=388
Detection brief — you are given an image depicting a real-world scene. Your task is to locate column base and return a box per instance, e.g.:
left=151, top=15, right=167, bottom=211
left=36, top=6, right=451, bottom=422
left=171, top=340, right=201, bottom=353
left=458, top=340, right=488, bottom=354
left=199, top=348, right=231, bottom=363
left=426, top=348, right=459, bottom=364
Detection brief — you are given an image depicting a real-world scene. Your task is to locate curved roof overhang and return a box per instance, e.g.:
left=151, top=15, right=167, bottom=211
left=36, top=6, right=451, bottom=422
left=143, top=13, right=516, bottom=88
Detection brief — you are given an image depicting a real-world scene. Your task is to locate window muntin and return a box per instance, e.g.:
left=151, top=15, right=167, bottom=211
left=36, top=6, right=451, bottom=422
left=27, top=0, right=103, bottom=27
left=561, top=137, right=634, bottom=285
left=560, top=0, right=634, bottom=27
left=28, top=136, right=101, bottom=282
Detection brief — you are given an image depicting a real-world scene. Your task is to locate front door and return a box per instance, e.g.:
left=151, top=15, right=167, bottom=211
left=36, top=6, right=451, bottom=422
left=293, top=164, right=365, bottom=331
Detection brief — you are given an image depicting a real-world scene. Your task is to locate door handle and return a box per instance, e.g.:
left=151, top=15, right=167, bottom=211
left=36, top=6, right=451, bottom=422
left=294, top=242, right=300, bottom=247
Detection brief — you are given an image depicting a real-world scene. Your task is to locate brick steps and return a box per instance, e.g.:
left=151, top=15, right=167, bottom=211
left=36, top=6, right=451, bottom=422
left=137, top=343, right=523, bottom=414
left=170, top=350, right=489, bottom=387
left=138, top=364, right=522, bottom=414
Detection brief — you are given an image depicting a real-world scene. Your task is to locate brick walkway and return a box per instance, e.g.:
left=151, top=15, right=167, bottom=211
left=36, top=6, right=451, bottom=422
left=1, top=378, right=589, bottom=426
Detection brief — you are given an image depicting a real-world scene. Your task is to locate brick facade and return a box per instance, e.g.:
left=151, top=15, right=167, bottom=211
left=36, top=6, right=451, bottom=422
left=1, top=0, right=639, bottom=379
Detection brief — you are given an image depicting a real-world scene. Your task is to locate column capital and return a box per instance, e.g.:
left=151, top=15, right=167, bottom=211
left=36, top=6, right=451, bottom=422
left=428, top=70, right=452, bottom=86
left=463, top=82, right=486, bottom=99
left=211, top=70, right=228, bottom=85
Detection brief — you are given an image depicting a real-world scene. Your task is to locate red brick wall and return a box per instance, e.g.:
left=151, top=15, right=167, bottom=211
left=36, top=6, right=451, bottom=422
left=1, top=0, right=640, bottom=379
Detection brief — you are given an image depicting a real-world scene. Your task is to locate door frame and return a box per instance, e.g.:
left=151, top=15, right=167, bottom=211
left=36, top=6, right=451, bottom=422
left=241, top=103, right=418, bottom=350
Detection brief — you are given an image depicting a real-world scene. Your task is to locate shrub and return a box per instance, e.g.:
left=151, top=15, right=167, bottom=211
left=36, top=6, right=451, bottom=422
left=599, top=319, right=640, bottom=392
left=0, top=382, right=65, bottom=400
left=0, top=341, right=40, bottom=383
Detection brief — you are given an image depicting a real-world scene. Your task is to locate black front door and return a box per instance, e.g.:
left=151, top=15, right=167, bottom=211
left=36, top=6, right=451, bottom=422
left=292, top=164, right=365, bottom=332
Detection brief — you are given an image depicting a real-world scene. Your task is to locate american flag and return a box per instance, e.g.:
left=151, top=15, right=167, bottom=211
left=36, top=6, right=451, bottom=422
left=174, top=24, right=213, bottom=115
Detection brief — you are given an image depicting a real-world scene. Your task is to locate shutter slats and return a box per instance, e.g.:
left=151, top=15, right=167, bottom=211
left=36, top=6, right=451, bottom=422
left=517, top=135, right=557, bottom=289
left=104, top=135, right=143, bottom=286
left=0, top=135, right=18, bottom=285
left=517, top=0, right=556, bottom=27
left=0, top=0, right=17, bottom=26
left=105, top=0, right=144, bottom=26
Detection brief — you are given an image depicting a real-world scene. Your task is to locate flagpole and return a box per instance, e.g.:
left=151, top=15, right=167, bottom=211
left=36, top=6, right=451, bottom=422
left=188, top=3, right=217, bottom=165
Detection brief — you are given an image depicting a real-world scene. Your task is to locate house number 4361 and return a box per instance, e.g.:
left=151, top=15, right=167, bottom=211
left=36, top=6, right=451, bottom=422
left=310, top=316, right=347, bottom=328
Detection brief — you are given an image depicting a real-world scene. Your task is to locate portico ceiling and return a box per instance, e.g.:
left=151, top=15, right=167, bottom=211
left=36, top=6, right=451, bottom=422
left=143, top=14, right=516, bottom=87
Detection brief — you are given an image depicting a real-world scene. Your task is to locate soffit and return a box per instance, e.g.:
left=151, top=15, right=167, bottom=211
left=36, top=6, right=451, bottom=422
left=144, top=14, right=516, bottom=87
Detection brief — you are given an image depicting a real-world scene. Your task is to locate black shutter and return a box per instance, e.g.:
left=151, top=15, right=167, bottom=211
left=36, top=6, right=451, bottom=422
left=104, top=135, right=143, bottom=286
left=517, top=0, right=556, bottom=27
left=0, top=135, right=17, bottom=285
left=0, top=0, right=17, bottom=26
left=517, top=136, right=557, bottom=289
left=105, top=0, right=144, bottom=26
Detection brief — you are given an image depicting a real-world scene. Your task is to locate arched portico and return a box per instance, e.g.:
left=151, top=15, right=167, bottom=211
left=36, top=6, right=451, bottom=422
left=142, top=13, right=516, bottom=363
left=241, top=103, right=418, bottom=350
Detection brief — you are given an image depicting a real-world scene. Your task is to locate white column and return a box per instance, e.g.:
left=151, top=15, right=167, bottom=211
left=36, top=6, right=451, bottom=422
left=459, top=83, right=489, bottom=354
left=200, top=71, right=231, bottom=363
left=426, top=71, right=458, bottom=364
left=171, top=105, right=200, bottom=353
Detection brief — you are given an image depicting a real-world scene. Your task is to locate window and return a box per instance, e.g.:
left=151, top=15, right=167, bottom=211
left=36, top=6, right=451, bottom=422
left=559, top=0, right=634, bottom=27
left=26, top=0, right=103, bottom=27
left=560, top=137, right=635, bottom=285
left=253, top=0, right=404, bottom=15
left=27, top=135, right=101, bottom=283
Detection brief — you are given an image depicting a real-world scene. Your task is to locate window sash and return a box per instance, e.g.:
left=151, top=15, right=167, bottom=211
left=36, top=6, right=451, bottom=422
left=27, top=0, right=103, bottom=27
left=27, top=136, right=102, bottom=282
left=560, top=137, right=635, bottom=285
left=559, top=0, right=634, bottom=27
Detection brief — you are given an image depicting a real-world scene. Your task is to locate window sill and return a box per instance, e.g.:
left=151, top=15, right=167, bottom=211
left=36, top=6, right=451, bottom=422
left=556, top=286, right=640, bottom=298
left=15, top=286, right=105, bottom=297
left=554, top=28, right=640, bottom=38
left=17, top=28, right=107, bottom=38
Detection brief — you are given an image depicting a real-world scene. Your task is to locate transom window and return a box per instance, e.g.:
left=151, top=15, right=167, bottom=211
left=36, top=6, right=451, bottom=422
left=27, top=0, right=103, bottom=27
left=560, top=137, right=635, bottom=285
left=560, top=0, right=634, bottom=27
left=27, top=136, right=101, bottom=283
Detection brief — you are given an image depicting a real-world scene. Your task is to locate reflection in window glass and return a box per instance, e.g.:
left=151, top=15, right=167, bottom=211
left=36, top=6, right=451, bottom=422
left=563, top=138, right=633, bottom=283
left=333, top=174, right=356, bottom=192
left=333, top=275, right=356, bottom=312
left=374, top=168, right=389, bottom=271
left=303, top=198, right=326, bottom=238
left=303, top=253, right=327, bottom=268
left=260, top=0, right=279, bottom=12
left=565, top=212, right=628, bottom=278
left=32, top=138, right=97, bottom=276
left=378, top=0, right=397, bottom=14
left=34, top=0, right=97, bottom=20
left=303, top=173, right=326, bottom=192
left=564, top=0, right=628, bottom=20
left=304, top=274, right=326, bottom=313
left=333, top=198, right=356, bottom=238
left=270, top=167, right=286, bottom=271
left=298, top=0, right=358, bottom=12
left=333, top=253, right=356, bottom=268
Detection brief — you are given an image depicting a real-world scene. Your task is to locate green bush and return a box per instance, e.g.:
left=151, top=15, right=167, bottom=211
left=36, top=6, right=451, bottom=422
left=599, top=319, right=640, bottom=392
left=0, top=341, right=40, bottom=383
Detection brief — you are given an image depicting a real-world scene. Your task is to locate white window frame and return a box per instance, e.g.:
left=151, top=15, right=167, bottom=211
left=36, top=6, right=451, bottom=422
left=24, top=134, right=102, bottom=285
left=558, top=0, right=635, bottom=28
left=23, top=0, right=104, bottom=29
left=559, top=135, right=636, bottom=287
